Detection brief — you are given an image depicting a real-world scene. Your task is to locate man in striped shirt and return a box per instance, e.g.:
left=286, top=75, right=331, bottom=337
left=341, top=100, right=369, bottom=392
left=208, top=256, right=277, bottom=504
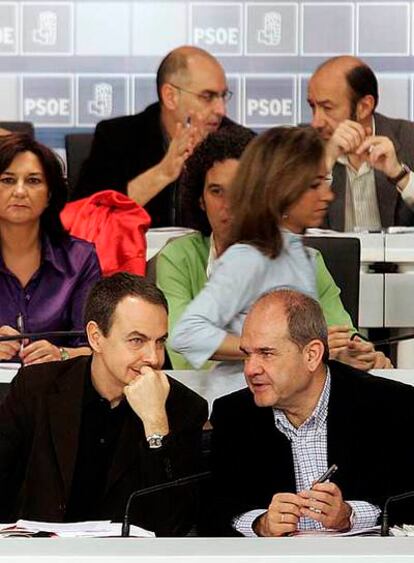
left=307, top=56, right=414, bottom=231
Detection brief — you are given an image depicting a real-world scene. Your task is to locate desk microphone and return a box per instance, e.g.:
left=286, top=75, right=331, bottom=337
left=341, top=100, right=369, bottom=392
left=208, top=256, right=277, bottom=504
left=121, top=471, right=211, bottom=537
left=381, top=490, right=414, bottom=536
left=372, top=333, right=414, bottom=347
left=0, top=330, right=85, bottom=342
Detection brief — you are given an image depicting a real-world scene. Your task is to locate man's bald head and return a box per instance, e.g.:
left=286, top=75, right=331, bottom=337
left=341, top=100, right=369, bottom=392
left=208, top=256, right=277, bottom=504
left=246, top=289, right=329, bottom=364
left=313, top=56, right=378, bottom=112
left=156, top=46, right=224, bottom=101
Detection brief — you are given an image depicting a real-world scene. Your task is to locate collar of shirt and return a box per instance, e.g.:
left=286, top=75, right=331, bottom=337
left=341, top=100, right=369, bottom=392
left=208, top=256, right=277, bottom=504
left=337, top=116, right=376, bottom=173
left=83, top=368, right=127, bottom=414
left=206, top=233, right=218, bottom=279
left=0, top=232, right=66, bottom=276
left=273, top=369, right=331, bottom=440
left=282, top=228, right=304, bottom=248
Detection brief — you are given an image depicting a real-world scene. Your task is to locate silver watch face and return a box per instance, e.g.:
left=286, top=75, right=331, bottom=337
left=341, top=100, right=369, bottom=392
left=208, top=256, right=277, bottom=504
left=147, top=434, right=163, bottom=449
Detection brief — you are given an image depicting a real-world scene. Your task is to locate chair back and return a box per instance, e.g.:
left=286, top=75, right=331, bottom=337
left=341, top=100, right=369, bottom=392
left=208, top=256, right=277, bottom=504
left=65, top=133, right=93, bottom=194
left=303, top=236, right=360, bottom=329
left=0, top=121, right=34, bottom=137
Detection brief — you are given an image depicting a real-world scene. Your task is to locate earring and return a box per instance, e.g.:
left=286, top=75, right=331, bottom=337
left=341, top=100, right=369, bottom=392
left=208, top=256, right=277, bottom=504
left=282, top=213, right=289, bottom=219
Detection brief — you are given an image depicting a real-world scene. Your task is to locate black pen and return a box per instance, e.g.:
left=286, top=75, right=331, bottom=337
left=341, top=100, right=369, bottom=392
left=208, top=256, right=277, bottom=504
left=312, top=464, right=338, bottom=487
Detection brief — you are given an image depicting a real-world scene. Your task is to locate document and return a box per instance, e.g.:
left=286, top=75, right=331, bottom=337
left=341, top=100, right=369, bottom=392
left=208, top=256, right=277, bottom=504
left=0, top=520, right=154, bottom=538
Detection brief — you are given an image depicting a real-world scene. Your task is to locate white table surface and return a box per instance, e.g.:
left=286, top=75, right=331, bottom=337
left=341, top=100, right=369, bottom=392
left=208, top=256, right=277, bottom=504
left=146, top=227, right=194, bottom=261
left=0, top=536, right=412, bottom=562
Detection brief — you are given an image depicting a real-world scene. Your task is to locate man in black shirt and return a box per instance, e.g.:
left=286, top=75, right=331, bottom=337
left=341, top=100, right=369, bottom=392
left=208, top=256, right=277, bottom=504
left=73, top=45, right=236, bottom=227
left=0, top=274, right=208, bottom=536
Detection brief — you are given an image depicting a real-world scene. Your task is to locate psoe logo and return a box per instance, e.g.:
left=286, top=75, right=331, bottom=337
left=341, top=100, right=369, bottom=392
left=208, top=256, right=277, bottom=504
left=87, top=83, right=113, bottom=118
left=194, top=27, right=239, bottom=46
left=257, top=12, right=282, bottom=47
left=24, top=97, right=70, bottom=117
left=32, top=11, right=57, bottom=46
left=0, top=27, right=14, bottom=45
left=247, top=98, right=293, bottom=117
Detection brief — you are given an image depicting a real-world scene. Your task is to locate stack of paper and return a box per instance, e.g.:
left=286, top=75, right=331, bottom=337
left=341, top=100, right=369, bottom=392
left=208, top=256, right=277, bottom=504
left=391, top=524, right=414, bottom=536
left=0, top=520, right=154, bottom=538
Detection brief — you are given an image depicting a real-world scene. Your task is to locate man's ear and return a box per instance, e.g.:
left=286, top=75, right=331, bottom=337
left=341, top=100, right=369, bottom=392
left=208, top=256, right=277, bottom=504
left=86, top=321, right=104, bottom=353
left=303, top=339, right=325, bottom=372
left=356, top=94, right=375, bottom=122
left=160, top=82, right=179, bottom=111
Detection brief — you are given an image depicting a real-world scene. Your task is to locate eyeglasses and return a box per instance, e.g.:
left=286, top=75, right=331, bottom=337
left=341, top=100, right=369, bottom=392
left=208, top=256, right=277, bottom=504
left=169, top=83, right=233, bottom=104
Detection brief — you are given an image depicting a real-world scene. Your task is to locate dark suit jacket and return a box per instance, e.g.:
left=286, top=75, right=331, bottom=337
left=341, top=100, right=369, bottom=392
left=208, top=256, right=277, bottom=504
left=0, top=356, right=208, bottom=536
left=73, top=102, right=235, bottom=227
left=324, top=112, right=414, bottom=230
left=208, top=360, right=414, bottom=536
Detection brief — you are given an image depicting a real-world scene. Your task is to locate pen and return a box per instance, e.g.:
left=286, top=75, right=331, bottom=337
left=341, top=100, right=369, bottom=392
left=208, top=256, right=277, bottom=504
left=313, top=464, right=338, bottom=487
left=16, top=313, right=25, bottom=356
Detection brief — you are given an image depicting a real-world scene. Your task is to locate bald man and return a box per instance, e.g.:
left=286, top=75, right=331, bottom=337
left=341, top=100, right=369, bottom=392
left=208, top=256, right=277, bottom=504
left=73, top=46, right=237, bottom=227
left=208, top=289, right=414, bottom=536
left=307, top=56, right=414, bottom=231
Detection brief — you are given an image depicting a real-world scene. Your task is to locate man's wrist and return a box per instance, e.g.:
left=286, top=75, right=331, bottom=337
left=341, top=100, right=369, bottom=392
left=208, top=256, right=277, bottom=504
left=253, top=512, right=267, bottom=536
left=142, top=414, right=169, bottom=438
left=387, top=162, right=410, bottom=185
left=339, top=502, right=353, bottom=531
left=156, top=159, right=178, bottom=185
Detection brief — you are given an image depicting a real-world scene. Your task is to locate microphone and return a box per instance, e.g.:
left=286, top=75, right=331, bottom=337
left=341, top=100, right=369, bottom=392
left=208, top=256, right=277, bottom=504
left=121, top=471, right=211, bottom=537
left=372, top=333, right=414, bottom=347
left=381, top=491, right=414, bottom=536
left=0, top=330, right=85, bottom=342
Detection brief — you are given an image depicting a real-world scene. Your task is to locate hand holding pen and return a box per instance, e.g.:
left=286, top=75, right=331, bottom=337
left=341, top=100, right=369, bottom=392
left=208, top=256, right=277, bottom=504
left=299, top=464, right=353, bottom=530
left=0, top=324, right=21, bottom=361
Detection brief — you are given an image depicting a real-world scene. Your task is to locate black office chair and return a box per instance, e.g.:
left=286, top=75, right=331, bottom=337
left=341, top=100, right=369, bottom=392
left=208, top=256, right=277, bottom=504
left=65, top=133, right=93, bottom=195
left=304, top=236, right=361, bottom=329
left=0, top=121, right=34, bottom=138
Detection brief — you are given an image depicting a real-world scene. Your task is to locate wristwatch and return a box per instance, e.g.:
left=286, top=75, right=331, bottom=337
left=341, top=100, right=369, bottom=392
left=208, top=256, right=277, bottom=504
left=388, top=162, right=410, bottom=185
left=146, top=433, right=164, bottom=449
left=59, top=347, right=70, bottom=361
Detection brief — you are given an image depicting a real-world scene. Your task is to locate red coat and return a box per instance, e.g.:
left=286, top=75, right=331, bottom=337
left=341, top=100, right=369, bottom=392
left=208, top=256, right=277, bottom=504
left=61, top=190, right=151, bottom=276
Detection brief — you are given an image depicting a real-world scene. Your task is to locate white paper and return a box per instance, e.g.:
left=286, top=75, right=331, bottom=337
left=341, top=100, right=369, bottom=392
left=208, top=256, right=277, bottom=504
left=0, top=520, right=154, bottom=538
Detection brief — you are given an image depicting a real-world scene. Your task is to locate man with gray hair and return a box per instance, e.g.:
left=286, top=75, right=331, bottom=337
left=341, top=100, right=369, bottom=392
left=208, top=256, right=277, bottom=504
left=74, top=45, right=236, bottom=227
left=208, top=288, right=414, bottom=536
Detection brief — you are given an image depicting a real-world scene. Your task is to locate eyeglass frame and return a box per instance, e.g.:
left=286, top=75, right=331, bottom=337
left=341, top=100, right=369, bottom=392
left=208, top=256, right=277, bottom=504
left=168, top=83, right=233, bottom=104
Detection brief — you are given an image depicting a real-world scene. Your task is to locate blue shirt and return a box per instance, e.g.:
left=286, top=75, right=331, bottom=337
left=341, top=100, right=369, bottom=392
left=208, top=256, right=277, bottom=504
left=171, top=231, right=317, bottom=369
left=0, top=234, right=101, bottom=348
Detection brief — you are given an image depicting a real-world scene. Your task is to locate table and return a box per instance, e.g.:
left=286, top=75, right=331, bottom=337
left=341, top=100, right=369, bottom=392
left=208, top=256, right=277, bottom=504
left=146, top=227, right=194, bottom=261
left=0, top=536, right=412, bottom=562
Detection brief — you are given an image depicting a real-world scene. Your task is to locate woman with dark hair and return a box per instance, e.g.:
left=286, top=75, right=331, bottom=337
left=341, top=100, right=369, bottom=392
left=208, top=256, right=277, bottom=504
left=0, top=133, right=101, bottom=364
left=171, top=126, right=389, bottom=372
left=157, top=125, right=255, bottom=368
